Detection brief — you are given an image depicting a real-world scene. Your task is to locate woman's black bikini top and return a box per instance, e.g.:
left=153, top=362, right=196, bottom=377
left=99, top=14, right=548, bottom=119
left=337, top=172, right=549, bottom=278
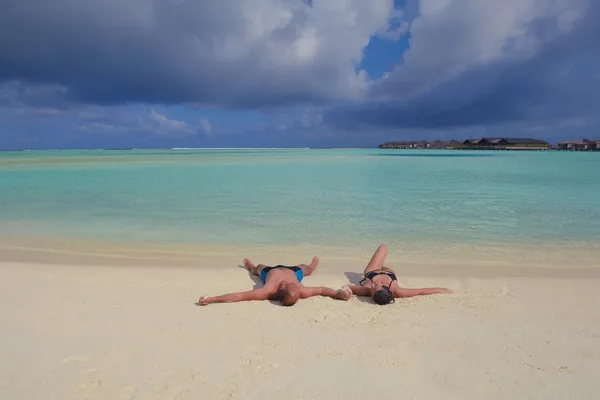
left=359, top=270, right=397, bottom=286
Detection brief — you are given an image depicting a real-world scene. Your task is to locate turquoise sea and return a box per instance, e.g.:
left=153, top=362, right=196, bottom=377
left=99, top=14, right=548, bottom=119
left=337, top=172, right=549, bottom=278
left=1, top=149, right=599, bottom=263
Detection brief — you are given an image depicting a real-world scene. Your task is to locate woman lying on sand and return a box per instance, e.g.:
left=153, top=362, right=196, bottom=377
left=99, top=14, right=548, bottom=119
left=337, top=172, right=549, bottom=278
left=347, top=244, right=453, bottom=305
left=198, top=256, right=352, bottom=307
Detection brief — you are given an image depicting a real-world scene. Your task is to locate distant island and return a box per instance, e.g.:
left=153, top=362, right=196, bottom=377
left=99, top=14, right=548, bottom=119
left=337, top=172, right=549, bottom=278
left=378, top=137, right=600, bottom=151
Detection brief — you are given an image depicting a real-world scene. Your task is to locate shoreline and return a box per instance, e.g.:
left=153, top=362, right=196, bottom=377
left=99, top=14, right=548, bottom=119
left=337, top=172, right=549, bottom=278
left=2, top=236, right=600, bottom=280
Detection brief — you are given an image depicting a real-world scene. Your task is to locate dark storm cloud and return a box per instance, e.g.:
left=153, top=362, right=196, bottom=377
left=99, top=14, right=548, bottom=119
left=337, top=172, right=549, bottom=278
left=0, top=0, right=392, bottom=107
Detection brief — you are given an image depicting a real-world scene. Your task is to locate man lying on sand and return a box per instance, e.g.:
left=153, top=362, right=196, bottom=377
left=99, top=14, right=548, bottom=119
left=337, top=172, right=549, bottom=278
left=198, top=256, right=352, bottom=307
left=347, top=244, right=453, bottom=305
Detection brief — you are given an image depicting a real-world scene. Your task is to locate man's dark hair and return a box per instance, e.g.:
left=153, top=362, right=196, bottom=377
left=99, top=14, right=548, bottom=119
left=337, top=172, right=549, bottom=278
left=281, top=287, right=300, bottom=306
left=373, top=287, right=394, bottom=305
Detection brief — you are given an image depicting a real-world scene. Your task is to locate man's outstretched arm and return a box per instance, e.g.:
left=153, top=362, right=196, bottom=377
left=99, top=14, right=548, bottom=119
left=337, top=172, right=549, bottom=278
left=299, top=286, right=352, bottom=301
left=393, top=287, right=452, bottom=298
left=198, top=288, right=270, bottom=306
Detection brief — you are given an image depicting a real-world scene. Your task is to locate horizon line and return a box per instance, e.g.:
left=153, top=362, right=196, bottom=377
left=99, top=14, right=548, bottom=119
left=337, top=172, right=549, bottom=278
left=0, top=146, right=376, bottom=152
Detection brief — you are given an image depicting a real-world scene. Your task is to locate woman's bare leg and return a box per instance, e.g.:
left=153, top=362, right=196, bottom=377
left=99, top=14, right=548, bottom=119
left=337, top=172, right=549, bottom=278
left=364, top=245, right=388, bottom=274
left=298, top=256, right=319, bottom=276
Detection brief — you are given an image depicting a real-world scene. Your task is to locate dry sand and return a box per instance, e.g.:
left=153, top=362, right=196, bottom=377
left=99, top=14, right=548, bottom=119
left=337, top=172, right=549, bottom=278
left=1, top=252, right=599, bottom=399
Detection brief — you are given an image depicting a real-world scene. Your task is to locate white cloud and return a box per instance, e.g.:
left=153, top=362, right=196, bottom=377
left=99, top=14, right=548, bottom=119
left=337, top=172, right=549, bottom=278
left=79, top=122, right=119, bottom=132
left=149, top=109, right=194, bottom=136
left=0, top=82, right=67, bottom=119
left=76, top=106, right=196, bottom=137
left=301, top=106, right=323, bottom=127
left=200, top=119, right=212, bottom=135
left=374, top=0, right=590, bottom=100
left=34, top=108, right=65, bottom=116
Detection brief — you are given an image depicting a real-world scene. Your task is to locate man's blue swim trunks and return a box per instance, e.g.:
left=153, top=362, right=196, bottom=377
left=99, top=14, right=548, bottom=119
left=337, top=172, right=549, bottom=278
left=260, top=265, right=304, bottom=284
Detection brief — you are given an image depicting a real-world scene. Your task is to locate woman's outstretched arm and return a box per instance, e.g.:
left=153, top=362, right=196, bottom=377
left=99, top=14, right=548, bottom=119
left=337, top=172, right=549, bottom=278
left=346, top=284, right=371, bottom=296
left=393, top=287, right=452, bottom=298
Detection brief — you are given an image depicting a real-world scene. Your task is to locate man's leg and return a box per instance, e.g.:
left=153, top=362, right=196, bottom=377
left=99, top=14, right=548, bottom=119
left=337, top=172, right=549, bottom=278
left=243, top=259, right=268, bottom=276
left=364, top=244, right=388, bottom=274
left=298, top=256, right=319, bottom=277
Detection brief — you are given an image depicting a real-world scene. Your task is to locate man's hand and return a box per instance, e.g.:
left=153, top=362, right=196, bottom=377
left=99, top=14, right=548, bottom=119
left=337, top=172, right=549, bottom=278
left=198, top=296, right=212, bottom=306
left=336, top=285, right=353, bottom=301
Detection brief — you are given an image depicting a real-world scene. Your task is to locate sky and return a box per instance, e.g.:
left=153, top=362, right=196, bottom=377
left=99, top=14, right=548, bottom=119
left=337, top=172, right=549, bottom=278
left=0, top=0, right=598, bottom=149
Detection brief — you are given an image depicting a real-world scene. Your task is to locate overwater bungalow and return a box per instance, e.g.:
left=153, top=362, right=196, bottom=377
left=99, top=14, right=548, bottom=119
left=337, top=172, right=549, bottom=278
left=377, top=139, right=462, bottom=149
left=378, top=137, right=551, bottom=150
left=557, top=138, right=598, bottom=151
left=460, top=138, right=550, bottom=150
left=378, top=141, right=416, bottom=149
left=427, top=140, right=447, bottom=149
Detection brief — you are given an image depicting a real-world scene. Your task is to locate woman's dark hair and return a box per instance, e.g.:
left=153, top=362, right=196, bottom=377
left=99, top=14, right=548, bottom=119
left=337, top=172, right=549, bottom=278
left=373, top=287, right=395, bottom=305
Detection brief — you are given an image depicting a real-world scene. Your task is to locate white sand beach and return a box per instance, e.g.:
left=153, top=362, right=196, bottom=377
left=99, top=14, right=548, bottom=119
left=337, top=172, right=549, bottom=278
left=1, top=250, right=599, bottom=400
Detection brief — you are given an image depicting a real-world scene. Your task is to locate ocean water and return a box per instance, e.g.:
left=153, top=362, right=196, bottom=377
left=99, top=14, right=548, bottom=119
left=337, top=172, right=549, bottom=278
left=1, top=149, right=600, bottom=262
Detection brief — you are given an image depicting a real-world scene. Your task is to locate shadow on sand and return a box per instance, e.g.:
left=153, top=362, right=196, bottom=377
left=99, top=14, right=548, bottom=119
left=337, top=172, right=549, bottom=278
left=343, top=272, right=375, bottom=304
left=237, top=263, right=262, bottom=290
